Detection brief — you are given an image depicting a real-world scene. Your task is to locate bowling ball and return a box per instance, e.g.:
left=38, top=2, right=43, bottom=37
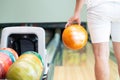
left=6, top=54, right=44, bottom=80
left=1, top=48, right=18, bottom=59
left=18, top=53, right=43, bottom=67
left=22, top=51, right=44, bottom=65
left=62, top=24, right=88, bottom=50
left=0, top=50, right=16, bottom=63
left=17, top=54, right=44, bottom=77
left=6, top=61, right=39, bottom=80
left=0, top=53, right=12, bottom=78
left=0, top=63, right=5, bottom=78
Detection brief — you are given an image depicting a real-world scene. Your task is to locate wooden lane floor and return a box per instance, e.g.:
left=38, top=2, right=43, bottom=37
left=53, top=42, right=119, bottom=80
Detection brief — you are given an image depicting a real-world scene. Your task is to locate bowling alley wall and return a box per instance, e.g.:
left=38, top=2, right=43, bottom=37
left=0, top=0, right=88, bottom=42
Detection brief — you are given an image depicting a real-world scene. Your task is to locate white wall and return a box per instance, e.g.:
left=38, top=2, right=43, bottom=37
left=0, top=0, right=87, bottom=23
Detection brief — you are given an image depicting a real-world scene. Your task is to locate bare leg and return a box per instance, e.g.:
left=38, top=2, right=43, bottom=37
left=113, top=42, right=120, bottom=76
left=92, top=42, right=110, bottom=80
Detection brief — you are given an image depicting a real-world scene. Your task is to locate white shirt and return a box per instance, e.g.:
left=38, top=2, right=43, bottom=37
left=85, top=0, right=120, bottom=8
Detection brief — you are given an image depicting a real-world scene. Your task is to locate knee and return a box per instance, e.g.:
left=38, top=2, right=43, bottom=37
left=94, top=53, right=109, bottom=62
left=92, top=43, right=110, bottom=62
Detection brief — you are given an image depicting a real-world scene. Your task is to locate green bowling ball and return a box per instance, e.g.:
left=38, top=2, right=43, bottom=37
left=6, top=54, right=44, bottom=80
left=6, top=61, right=39, bottom=80
left=22, top=51, right=44, bottom=65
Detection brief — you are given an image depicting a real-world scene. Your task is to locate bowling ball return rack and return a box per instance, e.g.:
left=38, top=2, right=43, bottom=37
left=0, top=26, right=50, bottom=80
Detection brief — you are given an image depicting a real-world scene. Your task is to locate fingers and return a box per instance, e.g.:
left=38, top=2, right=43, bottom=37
left=65, top=23, right=69, bottom=28
left=65, top=22, right=72, bottom=28
left=65, top=17, right=81, bottom=28
left=65, top=17, right=74, bottom=28
left=76, top=19, right=81, bottom=26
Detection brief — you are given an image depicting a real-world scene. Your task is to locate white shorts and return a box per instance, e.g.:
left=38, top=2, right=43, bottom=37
left=87, top=2, right=120, bottom=43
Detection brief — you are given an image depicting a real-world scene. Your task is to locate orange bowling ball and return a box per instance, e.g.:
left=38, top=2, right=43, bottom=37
left=62, top=24, right=88, bottom=50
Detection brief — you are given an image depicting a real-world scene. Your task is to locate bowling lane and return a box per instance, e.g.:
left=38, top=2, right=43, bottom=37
left=47, top=42, right=119, bottom=80
left=0, top=27, right=118, bottom=80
